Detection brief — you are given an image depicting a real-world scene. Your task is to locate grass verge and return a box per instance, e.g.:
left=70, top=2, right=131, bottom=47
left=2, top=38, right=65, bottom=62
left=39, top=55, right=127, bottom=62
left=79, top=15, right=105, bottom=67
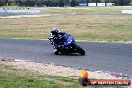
left=0, top=63, right=126, bottom=88
left=0, top=6, right=132, bottom=41
left=0, top=64, right=79, bottom=88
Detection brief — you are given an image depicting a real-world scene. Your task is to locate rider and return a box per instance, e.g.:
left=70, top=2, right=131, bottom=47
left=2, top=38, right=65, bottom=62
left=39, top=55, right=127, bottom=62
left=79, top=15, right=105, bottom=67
left=50, top=27, right=74, bottom=48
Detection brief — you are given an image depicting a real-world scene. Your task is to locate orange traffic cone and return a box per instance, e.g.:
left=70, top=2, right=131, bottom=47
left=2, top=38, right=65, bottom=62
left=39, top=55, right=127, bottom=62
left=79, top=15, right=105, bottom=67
left=81, top=68, right=89, bottom=78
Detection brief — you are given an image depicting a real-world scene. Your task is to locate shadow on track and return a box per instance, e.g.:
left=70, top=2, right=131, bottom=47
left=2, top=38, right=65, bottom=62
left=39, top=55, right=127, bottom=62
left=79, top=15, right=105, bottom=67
left=55, top=53, right=84, bottom=56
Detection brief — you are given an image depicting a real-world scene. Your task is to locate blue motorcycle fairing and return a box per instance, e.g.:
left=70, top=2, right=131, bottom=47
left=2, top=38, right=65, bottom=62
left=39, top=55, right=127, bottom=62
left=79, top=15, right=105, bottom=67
left=53, top=32, right=75, bottom=47
left=64, top=35, right=75, bottom=46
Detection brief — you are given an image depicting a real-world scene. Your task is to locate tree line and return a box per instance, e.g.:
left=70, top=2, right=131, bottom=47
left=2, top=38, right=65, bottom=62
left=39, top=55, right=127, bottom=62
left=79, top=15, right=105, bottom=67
left=0, top=0, right=132, bottom=7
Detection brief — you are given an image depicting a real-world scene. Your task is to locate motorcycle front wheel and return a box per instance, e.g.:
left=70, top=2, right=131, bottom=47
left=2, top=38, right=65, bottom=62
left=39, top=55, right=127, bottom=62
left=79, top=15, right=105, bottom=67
left=76, top=45, right=85, bottom=56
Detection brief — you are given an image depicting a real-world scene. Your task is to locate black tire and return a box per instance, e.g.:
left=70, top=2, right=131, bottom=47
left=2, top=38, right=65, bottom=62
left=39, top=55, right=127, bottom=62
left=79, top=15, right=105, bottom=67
left=76, top=45, right=85, bottom=56
left=80, top=77, right=89, bottom=86
left=54, top=51, right=58, bottom=55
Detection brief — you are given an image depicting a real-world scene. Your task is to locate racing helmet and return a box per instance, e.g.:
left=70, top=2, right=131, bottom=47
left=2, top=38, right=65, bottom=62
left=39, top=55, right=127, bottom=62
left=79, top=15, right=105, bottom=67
left=51, top=27, right=59, bottom=36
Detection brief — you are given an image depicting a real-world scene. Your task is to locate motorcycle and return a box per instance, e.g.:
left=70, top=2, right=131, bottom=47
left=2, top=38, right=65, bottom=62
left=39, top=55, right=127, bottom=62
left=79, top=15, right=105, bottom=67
left=48, top=35, right=85, bottom=56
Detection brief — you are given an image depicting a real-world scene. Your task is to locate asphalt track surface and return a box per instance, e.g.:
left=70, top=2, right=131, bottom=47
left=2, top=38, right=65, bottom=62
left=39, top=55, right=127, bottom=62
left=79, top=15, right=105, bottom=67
left=0, top=38, right=132, bottom=77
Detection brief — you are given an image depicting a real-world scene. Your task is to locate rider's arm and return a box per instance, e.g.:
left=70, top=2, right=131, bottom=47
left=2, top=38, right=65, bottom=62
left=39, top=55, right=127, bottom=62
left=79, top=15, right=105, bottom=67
left=58, top=32, right=68, bottom=41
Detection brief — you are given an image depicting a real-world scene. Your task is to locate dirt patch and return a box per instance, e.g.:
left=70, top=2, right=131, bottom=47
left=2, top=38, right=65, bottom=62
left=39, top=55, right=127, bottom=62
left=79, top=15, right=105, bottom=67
left=0, top=57, right=125, bottom=79
left=0, top=57, right=131, bottom=87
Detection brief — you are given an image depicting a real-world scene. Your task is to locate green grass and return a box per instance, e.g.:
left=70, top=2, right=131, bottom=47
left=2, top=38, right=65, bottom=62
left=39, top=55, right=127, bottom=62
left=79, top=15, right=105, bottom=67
left=0, top=6, right=132, bottom=41
left=45, top=6, right=132, bottom=13
left=75, top=33, right=122, bottom=41
left=0, top=64, right=127, bottom=88
left=0, top=64, right=126, bottom=88
left=0, top=64, right=79, bottom=88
